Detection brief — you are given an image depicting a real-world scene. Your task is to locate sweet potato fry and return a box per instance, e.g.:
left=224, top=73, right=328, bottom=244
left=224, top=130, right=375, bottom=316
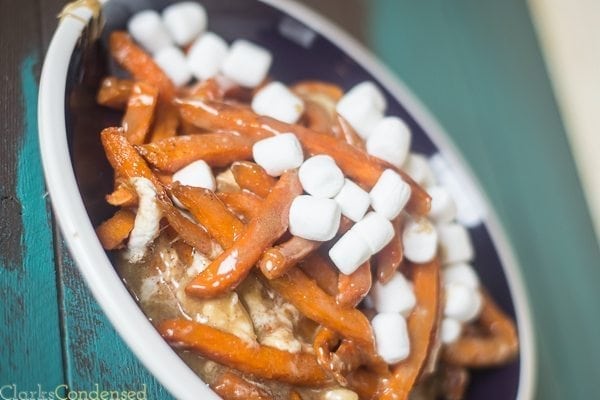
left=177, top=99, right=430, bottom=215
left=211, top=371, right=273, bottom=400
left=336, top=261, right=372, bottom=307
left=149, top=100, right=179, bottom=142
left=218, top=191, right=263, bottom=221
left=160, top=202, right=216, bottom=257
left=122, top=81, right=158, bottom=145
left=170, top=184, right=245, bottom=249
left=186, top=171, right=301, bottom=298
left=346, top=369, right=382, bottom=400
left=298, top=100, right=336, bottom=134
left=158, top=319, right=329, bottom=386
left=291, top=81, right=344, bottom=102
left=106, top=182, right=138, bottom=207
left=442, top=291, right=518, bottom=368
left=335, top=114, right=365, bottom=149
left=299, top=253, right=338, bottom=297
left=137, top=133, right=255, bottom=173
left=100, top=127, right=164, bottom=194
left=231, top=161, right=276, bottom=198
left=259, top=217, right=352, bottom=280
left=109, top=31, right=175, bottom=100
left=380, top=259, right=441, bottom=400
left=265, top=267, right=375, bottom=347
left=375, top=219, right=403, bottom=284
left=97, top=76, right=133, bottom=109
left=95, top=209, right=136, bottom=250
left=288, top=391, right=302, bottom=400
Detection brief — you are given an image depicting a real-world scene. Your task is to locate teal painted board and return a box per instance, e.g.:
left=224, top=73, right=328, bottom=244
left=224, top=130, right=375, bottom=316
left=56, top=239, right=172, bottom=398
left=0, top=51, right=64, bottom=390
left=370, top=1, right=600, bottom=399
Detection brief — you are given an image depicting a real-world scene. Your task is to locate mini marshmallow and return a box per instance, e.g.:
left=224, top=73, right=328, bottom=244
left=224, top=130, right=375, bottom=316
left=369, top=169, right=411, bottom=220
left=126, top=178, right=162, bottom=263
left=252, top=82, right=305, bottom=124
left=334, top=179, right=370, bottom=222
left=154, top=46, right=192, bottom=87
left=222, top=40, right=273, bottom=87
left=437, top=223, right=474, bottom=265
left=442, top=263, right=480, bottom=289
left=336, top=81, right=386, bottom=139
left=366, top=117, right=411, bottom=168
left=351, top=211, right=395, bottom=253
left=298, top=155, right=344, bottom=198
left=427, top=185, right=457, bottom=223
left=403, top=153, right=436, bottom=187
left=127, top=10, right=172, bottom=54
left=162, top=1, right=207, bottom=46
left=172, top=160, right=216, bottom=191
left=441, top=318, right=463, bottom=344
left=187, top=32, right=229, bottom=80
left=289, top=195, right=341, bottom=241
left=252, top=133, right=304, bottom=176
left=329, top=229, right=372, bottom=275
left=371, top=272, right=416, bottom=316
left=402, top=218, right=438, bottom=264
left=444, top=283, right=483, bottom=322
left=324, top=389, right=359, bottom=400
left=372, top=313, right=410, bottom=364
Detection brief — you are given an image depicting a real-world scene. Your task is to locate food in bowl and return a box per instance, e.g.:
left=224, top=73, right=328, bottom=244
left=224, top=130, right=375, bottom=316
left=92, top=2, right=519, bottom=399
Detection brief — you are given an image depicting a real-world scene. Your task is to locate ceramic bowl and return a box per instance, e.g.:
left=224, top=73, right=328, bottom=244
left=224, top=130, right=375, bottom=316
left=38, top=0, right=536, bottom=398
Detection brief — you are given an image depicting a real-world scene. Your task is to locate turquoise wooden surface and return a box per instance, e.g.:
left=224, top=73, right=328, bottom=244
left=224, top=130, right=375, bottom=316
left=370, top=1, right=600, bottom=399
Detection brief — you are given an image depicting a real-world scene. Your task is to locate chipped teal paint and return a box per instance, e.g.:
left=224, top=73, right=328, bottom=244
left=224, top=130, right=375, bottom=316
left=0, top=54, right=64, bottom=385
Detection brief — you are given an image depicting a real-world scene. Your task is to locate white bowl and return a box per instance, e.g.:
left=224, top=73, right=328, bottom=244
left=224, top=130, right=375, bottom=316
left=38, top=1, right=536, bottom=399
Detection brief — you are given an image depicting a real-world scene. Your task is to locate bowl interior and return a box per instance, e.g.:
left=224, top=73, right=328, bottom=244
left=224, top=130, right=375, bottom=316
left=65, top=0, right=522, bottom=398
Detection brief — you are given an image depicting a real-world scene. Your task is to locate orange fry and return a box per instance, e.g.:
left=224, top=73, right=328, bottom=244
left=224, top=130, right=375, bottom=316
left=170, top=184, right=244, bottom=249
left=177, top=99, right=430, bottom=215
left=266, top=267, right=375, bottom=347
left=109, top=31, right=175, bottom=100
left=375, top=219, right=403, bottom=284
left=160, top=202, right=215, bottom=257
left=380, top=259, right=441, bottom=400
left=95, top=209, right=136, bottom=250
left=336, top=261, right=372, bottom=307
left=217, top=191, right=263, bottom=221
left=137, top=133, right=255, bottom=173
left=443, top=291, right=519, bottom=368
left=149, top=100, right=179, bottom=142
left=231, top=161, right=276, bottom=198
left=299, top=253, right=338, bottom=297
left=122, top=81, right=158, bottom=145
left=211, top=371, right=273, bottom=400
left=299, top=100, right=336, bottom=134
left=186, top=171, right=302, bottom=298
left=291, top=81, right=344, bottom=102
left=96, top=77, right=133, bottom=109
left=158, top=319, right=329, bottom=386
left=335, top=114, right=365, bottom=149
left=106, top=182, right=138, bottom=207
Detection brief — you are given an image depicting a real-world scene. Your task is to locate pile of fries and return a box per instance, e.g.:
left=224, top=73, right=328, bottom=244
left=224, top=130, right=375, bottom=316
left=95, top=31, right=519, bottom=400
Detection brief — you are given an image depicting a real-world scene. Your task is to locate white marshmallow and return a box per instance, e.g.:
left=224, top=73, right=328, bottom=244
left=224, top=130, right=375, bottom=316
left=153, top=46, right=192, bottom=87
left=298, top=155, right=344, bottom=198
left=372, top=313, right=410, bottom=364
left=366, top=117, right=411, bottom=168
left=126, top=178, right=162, bottom=263
left=427, top=186, right=457, bottom=223
left=324, top=389, right=359, bottom=400
left=162, top=2, right=207, bottom=46
left=371, top=272, right=416, bottom=316
left=403, top=153, right=436, bottom=187
left=127, top=10, right=172, bottom=54
left=336, top=81, right=386, bottom=139
left=252, top=133, right=304, bottom=176
left=441, top=318, right=463, bottom=344
left=351, top=211, right=395, bottom=253
left=402, top=218, right=438, bottom=264
left=444, top=283, right=483, bottom=322
left=329, top=229, right=372, bottom=275
left=172, top=160, right=215, bottom=191
left=289, top=195, right=341, bottom=241
left=442, top=263, right=480, bottom=289
left=187, top=32, right=229, bottom=80
left=369, top=169, right=411, bottom=220
left=252, top=82, right=305, bottom=124
left=221, top=40, right=273, bottom=87
left=334, top=179, right=370, bottom=222
left=438, top=223, right=474, bottom=264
